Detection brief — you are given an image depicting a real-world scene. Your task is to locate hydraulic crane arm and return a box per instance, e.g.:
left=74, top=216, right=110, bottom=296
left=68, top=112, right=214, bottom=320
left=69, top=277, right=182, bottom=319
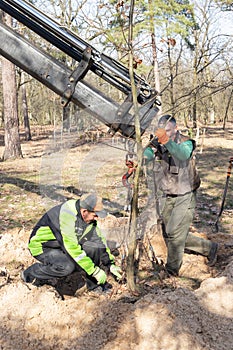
left=0, top=0, right=160, bottom=138
left=0, top=21, right=157, bottom=137
left=0, top=0, right=149, bottom=99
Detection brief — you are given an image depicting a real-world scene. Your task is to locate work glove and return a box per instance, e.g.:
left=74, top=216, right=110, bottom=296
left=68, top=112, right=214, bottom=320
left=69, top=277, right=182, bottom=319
left=92, top=267, right=107, bottom=285
left=110, top=264, right=123, bottom=280
left=155, top=128, right=169, bottom=145
left=150, top=136, right=160, bottom=149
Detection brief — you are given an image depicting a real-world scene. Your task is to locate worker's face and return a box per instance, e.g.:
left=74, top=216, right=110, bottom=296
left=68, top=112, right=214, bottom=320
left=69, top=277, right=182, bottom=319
left=162, top=121, right=177, bottom=141
left=81, top=209, right=98, bottom=223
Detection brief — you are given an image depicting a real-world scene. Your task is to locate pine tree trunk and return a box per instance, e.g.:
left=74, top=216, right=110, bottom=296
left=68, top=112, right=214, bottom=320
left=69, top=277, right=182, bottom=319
left=2, top=13, right=22, bottom=160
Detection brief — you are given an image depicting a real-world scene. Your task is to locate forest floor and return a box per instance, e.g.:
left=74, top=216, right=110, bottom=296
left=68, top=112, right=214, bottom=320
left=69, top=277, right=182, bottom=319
left=0, top=124, right=233, bottom=350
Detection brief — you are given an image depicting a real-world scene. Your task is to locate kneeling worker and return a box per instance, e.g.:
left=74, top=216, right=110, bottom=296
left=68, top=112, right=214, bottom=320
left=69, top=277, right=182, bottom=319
left=21, top=193, right=122, bottom=292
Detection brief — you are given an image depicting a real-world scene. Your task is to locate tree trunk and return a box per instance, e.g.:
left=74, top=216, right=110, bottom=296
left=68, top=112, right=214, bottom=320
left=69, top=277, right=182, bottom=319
left=223, top=88, right=233, bottom=130
left=1, top=13, right=22, bottom=160
left=148, top=0, right=161, bottom=118
left=125, top=0, right=142, bottom=293
left=21, top=73, right=32, bottom=141
left=192, top=29, right=198, bottom=129
left=167, top=43, right=175, bottom=114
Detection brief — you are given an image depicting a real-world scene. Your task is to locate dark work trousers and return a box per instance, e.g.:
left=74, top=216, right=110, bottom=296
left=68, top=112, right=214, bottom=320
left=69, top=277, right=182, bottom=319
left=161, top=191, right=212, bottom=276
left=23, top=242, right=110, bottom=290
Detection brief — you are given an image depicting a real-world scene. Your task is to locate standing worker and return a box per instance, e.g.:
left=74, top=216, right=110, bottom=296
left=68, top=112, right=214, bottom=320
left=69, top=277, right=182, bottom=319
left=21, top=193, right=122, bottom=292
left=150, top=114, right=218, bottom=277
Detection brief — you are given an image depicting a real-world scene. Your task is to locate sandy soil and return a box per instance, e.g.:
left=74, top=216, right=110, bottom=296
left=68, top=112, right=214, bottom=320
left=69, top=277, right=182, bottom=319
left=0, top=125, right=233, bottom=350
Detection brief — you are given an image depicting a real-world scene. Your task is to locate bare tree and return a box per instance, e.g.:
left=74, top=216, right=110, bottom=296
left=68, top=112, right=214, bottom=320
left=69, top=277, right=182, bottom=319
left=1, top=12, right=23, bottom=160
left=126, top=0, right=143, bottom=293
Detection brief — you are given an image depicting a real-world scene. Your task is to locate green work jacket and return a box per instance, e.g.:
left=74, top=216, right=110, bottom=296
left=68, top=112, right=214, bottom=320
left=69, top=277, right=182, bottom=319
left=28, top=199, right=114, bottom=275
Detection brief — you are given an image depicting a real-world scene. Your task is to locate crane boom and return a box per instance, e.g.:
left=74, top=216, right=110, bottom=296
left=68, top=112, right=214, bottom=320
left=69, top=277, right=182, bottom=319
left=0, top=0, right=160, bottom=137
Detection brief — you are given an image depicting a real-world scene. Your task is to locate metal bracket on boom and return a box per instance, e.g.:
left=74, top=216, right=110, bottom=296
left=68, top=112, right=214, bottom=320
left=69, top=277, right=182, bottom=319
left=61, top=47, right=93, bottom=107
left=109, top=93, right=134, bottom=135
left=109, top=89, right=160, bottom=138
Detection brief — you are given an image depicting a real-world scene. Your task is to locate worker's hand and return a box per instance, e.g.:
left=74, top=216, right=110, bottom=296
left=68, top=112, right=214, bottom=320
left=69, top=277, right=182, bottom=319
left=150, top=136, right=160, bottom=149
left=110, top=264, right=123, bottom=280
left=155, top=128, right=169, bottom=144
left=92, top=267, right=107, bottom=285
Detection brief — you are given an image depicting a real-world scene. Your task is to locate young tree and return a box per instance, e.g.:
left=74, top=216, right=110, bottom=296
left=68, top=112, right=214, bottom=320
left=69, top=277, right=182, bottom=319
left=125, top=0, right=143, bottom=293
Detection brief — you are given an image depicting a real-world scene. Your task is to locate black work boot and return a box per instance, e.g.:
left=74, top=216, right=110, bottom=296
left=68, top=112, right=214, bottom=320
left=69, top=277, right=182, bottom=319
left=20, top=270, right=36, bottom=283
left=207, top=242, right=218, bottom=266
left=20, top=271, right=57, bottom=287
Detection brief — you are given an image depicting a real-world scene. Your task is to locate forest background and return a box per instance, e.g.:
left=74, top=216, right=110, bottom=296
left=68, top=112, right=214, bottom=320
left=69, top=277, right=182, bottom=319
left=0, top=2, right=233, bottom=349
left=0, top=0, right=233, bottom=161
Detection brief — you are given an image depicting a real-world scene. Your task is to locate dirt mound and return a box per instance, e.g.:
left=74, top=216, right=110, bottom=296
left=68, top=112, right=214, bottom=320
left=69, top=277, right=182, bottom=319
left=0, top=223, right=233, bottom=350
left=0, top=126, right=233, bottom=349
